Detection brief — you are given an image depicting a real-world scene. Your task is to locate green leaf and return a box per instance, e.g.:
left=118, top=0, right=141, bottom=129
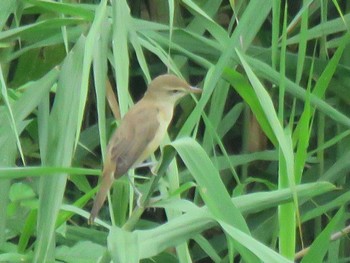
left=301, top=207, right=344, bottom=263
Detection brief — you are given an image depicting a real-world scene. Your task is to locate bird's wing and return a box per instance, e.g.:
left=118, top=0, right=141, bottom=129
left=89, top=104, right=160, bottom=224
left=109, top=103, right=160, bottom=177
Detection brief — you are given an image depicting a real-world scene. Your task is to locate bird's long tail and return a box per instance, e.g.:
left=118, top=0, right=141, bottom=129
left=88, top=168, right=114, bottom=224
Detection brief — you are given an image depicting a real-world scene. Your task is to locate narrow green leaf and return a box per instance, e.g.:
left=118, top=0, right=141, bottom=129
left=220, top=221, right=293, bottom=263
left=301, top=207, right=344, bottom=263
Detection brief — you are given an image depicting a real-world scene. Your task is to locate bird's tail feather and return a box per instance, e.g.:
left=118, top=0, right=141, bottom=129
left=88, top=170, right=114, bottom=224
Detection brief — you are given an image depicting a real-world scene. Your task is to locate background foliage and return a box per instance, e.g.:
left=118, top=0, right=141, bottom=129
left=1, top=0, right=350, bottom=262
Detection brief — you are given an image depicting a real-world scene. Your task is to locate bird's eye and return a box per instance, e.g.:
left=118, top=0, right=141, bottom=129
left=169, top=89, right=180, bottom=95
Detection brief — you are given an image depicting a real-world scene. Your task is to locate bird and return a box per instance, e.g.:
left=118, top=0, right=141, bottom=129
left=89, top=74, right=201, bottom=224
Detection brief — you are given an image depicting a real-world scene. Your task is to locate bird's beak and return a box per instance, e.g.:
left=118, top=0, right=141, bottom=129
left=188, top=86, right=202, bottom=94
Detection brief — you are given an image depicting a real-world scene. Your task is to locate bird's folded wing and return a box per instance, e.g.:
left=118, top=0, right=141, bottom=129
left=109, top=104, right=160, bottom=177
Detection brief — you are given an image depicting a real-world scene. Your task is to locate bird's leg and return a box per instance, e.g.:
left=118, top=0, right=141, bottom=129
left=134, top=161, right=157, bottom=168
left=148, top=195, right=162, bottom=204
left=150, top=164, right=158, bottom=176
left=148, top=159, right=161, bottom=176
left=129, top=159, right=160, bottom=207
left=136, top=191, right=143, bottom=208
left=127, top=174, right=144, bottom=208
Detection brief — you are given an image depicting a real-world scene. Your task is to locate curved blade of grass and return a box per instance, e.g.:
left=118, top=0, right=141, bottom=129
left=178, top=0, right=272, bottom=137
left=182, top=0, right=229, bottom=46
left=295, top=0, right=309, bottom=85
left=171, top=138, right=249, bottom=230
left=129, top=31, right=151, bottom=83
left=167, top=0, right=174, bottom=74
left=23, top=0, right=94, bottom=21
left=0, top=18, right=85, bottom=42
left=0, top=67, right=25, bottom=164
left=145, top=29, right=214, bottom=68
left=0, top=125, right=16, bottom=246
left=171, top=137, right=258, bottom=262
left=137, top=34, right=182, bottom=76
left=0, top=68, right=58, bottom=247
left=301, top=207, right=344, bottom=263
left=108, top=181, right=334, bottom=261
left=186, top=0, right=222, bottom=34
left=218, top=101, right=244, bottom=139
left=236, top=49, right=298, bottom=258
left=220, top=221, right=293, bottom=263
left=222, top=67, right=277, bottom=146
left=34, top=37, right=86, bottom=263
left=319, top=149, right=350, bottom=182
left=202, top=81, right=230, bottom=152
left=247, top=52, right=350, bottom=129
left=0, top=68, right=58, bottom=237
left=193, top=234, right=222, bottom=262
left=108, top=227, right=139, bottom=263
left=271, top=0, right=281, bottom=69
left=0, top=0, right=16, bottom=30
left=75, top=0, right=107, bottom=150
left=210, top=150, right=278, bottom=170
left=301, top=191, right=350, bottom=223
left=93, top=16, right=110, bottom=161
left=162, top=3, right=193, bottom=253
left=0, top=166, right=99, bottom=179
left=286, top=14, right=350, bottom=45
left=112, top=0, right=131, bottom=116
left=4, top=27, right=82, bottom=62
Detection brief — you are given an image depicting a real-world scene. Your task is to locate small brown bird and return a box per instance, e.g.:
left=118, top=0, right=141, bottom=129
left=89, top=74, right=201, bottom=223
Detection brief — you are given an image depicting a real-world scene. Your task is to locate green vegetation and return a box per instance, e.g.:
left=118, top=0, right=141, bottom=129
left=1, top=0, right=350, bottom=262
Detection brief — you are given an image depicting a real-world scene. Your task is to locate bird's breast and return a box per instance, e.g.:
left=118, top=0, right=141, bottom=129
left=134, top=102, right=173, bottom=164
left=148, top=103, right=173, bottom=150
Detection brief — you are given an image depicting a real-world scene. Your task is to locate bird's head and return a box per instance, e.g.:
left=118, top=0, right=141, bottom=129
left=145, top=74, right=201, bottom=104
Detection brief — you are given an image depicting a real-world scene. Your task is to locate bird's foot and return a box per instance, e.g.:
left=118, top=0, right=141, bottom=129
left=149, top=196, right=162, bottom=204
left=136, top=192, right=144, bottom=208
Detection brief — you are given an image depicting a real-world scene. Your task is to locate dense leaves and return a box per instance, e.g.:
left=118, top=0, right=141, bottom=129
left=1, top=0, right=350, bottom=262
